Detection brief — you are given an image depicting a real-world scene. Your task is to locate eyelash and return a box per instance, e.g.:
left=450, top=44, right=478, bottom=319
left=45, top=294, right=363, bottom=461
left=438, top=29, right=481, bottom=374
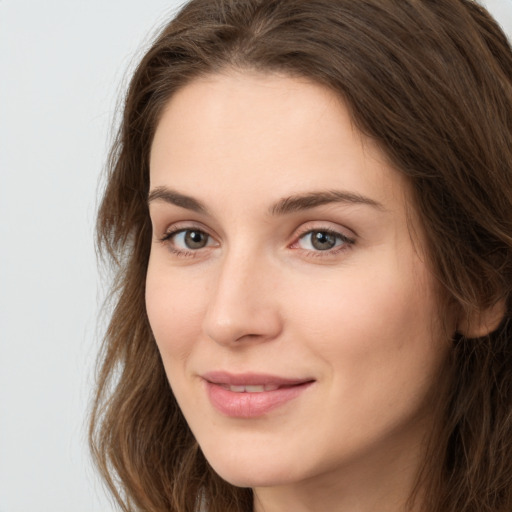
left=292, top=228, right=355, bottom=257
left=159, top=227, right=213, bottom=259
left=158, top=226, right=355, bottom=259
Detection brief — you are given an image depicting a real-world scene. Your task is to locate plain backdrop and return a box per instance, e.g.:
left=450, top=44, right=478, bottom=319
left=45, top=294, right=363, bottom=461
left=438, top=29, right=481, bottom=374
left=0, top=1, right=511, bottom=511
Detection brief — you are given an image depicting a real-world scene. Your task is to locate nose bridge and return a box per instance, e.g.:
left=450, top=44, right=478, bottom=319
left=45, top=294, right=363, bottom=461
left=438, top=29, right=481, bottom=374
left=203, top=243, right=281, bottom=346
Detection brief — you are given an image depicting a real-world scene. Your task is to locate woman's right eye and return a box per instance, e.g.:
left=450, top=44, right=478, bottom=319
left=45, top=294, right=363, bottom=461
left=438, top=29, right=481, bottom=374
left=161, top=228, right=216, bottom=253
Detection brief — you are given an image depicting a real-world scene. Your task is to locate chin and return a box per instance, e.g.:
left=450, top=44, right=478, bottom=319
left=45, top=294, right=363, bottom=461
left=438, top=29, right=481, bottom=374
left=202, top=448, right=302, bottom=488
left=213, top=467, right=296, bottom=489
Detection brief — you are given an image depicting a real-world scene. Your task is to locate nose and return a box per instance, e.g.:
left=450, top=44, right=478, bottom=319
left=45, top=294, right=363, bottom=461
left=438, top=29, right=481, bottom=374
left=202, top=250, right=283, bottom=346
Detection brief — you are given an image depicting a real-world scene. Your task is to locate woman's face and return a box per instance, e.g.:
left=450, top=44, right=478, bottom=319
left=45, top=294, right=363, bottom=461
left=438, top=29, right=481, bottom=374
left=146, top=72, right=451, bottom=495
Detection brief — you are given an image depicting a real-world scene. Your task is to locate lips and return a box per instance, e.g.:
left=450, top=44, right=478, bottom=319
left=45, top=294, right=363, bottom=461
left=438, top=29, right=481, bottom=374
left=202, top=371, right=314, bottom=418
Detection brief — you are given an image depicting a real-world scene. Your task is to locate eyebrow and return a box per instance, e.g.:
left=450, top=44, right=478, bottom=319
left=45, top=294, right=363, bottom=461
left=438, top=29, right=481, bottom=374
left=269, top=190, right=385, bottom=215
left=148, top=186, right=209, bottom=214
left=148, top=186, right=385, bottom=215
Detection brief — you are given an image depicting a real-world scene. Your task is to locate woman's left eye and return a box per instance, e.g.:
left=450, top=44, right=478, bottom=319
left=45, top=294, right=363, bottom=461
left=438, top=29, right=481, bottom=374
left=296, top=229, right=352, bottom=252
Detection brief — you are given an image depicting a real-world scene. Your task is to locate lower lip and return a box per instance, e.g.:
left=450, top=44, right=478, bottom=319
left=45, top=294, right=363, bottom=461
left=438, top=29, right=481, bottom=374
left=205, top=381, right=313, bottom=418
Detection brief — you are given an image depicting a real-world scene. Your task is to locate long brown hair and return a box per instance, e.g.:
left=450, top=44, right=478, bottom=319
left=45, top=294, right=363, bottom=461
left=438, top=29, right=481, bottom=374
left=90, top=1, right=512, bottom=511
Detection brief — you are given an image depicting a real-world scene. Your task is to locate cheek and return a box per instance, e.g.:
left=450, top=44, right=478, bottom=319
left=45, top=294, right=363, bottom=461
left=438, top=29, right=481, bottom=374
left=285, top=255, right=447, bottom=387
left=145, top=262, right=207, bottom=363
left=286, top=268, right=447, bottom=449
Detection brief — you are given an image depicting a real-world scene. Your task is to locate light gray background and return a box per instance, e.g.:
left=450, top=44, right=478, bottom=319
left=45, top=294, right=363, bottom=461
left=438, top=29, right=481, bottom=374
left=0, top=1, right=511, bottom=511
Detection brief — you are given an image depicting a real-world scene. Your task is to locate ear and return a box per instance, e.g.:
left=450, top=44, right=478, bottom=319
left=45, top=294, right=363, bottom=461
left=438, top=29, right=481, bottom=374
left=457, top=299, right=506, bottom=338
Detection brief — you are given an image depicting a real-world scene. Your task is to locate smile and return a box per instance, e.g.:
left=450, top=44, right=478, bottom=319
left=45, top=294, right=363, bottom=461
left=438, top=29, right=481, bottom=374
left=220, top=384, right=280, bottom=392
left=202, top=372, right=315, bottom=418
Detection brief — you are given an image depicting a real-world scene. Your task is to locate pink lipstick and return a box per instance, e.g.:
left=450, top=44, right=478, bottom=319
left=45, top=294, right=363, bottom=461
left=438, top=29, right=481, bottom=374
left=202, top=371, right=314, bottom=418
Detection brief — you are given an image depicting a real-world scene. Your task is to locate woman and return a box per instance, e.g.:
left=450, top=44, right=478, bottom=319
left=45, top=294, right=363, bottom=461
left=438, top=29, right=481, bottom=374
left=90, top=1, right=512, bottom=511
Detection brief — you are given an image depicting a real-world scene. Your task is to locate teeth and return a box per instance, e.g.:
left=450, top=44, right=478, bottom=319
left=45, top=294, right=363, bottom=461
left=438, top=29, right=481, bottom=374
left=226, top=384, right=280, bottom=393
left=244, top=385, right=265, bottom=393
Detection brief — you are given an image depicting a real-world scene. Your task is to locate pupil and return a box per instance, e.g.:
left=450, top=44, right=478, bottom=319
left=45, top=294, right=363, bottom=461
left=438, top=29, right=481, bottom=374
left=312, top=231, right=336, bottom=250
left=185, top=230, right=207, bottom=249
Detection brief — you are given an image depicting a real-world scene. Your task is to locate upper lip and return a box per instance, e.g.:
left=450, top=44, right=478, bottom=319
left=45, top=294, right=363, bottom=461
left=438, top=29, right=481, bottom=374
left=202, top=371, right=314, bottom=387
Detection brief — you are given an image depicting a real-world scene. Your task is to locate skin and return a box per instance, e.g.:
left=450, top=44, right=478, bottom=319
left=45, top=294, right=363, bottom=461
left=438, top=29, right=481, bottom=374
left=146, top=71, right=453, bottom=512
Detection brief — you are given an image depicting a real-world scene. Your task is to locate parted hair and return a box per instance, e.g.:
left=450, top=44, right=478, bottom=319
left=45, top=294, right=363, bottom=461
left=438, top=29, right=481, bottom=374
left=90, top=1, right=512, bottom=511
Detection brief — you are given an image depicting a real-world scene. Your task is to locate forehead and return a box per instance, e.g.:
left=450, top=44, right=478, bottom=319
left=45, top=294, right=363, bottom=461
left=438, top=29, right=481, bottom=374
left=149, top=71, right=410, bottom=216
